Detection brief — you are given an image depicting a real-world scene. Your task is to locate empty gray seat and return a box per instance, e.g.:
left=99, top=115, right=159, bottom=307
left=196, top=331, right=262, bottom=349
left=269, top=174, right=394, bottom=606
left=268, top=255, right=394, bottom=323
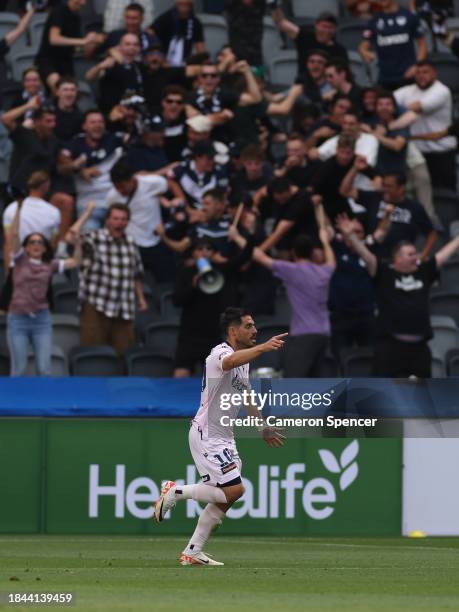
left=269, top=51, right=298, bottom=87
left=197, top=13, right=228, bottom=58
left=341, top=347, right=374, bottom=377
left=160, top=290, right=182, bottom=322
left=429, top=322, right=459, bottom=360
left=144, top=322, right=179, bottom=357
left=126, top=349, right=174, bottom=377
left=0, top=349, right=9, bottom=376
left=52, top=314, right=80, bottom=357
left=430, top=292, right=459, bottom=326
left=24, top=345, right=69, bottom=377
left=70, top=345, right=121, bottom=376
left=53, top=287, right=78, bottom=315
left=291, top=0, right=339, bottom=18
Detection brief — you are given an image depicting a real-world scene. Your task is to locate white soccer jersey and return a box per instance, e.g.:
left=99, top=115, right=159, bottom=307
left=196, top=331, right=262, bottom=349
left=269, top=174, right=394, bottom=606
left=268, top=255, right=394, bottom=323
left=193, top=342, right=250, bottom=442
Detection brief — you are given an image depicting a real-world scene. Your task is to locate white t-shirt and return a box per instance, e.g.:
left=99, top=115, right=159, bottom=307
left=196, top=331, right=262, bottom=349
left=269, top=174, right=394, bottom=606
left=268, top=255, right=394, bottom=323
left=3, top=197, right=61, bottom=242
left=394, top=80, right=457, bottom=153
left=318, top=132, right=379, bottom=190
left=193, top=342, right=250, bottom=442
left=104, top=174, right=168, bottom=247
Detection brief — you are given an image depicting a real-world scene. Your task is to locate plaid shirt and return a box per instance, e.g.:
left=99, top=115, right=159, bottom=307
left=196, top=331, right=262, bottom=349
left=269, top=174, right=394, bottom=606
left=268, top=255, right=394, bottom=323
left=80, top=229, right=143, bottom=320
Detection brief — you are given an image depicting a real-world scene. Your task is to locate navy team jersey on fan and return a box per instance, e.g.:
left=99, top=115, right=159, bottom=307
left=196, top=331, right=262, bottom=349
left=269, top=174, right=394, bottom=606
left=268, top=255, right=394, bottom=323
left=64, top=132, right=125, bottom=166
left=363, top=7, right=424, bottom=84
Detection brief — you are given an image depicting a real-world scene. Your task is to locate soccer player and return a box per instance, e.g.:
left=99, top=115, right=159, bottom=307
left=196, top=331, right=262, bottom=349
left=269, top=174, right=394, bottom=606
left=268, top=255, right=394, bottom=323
left=153, top=307, right=287, bottom=566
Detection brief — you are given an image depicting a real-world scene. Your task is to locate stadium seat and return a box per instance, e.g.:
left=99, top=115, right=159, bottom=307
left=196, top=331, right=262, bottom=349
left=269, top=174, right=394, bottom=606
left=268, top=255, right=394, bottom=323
left=51, top=314, right=80, bottom=358
left=29, top=12, right=48, bottom=49
left=0, top=12, right=19, bottom=42
left=431, top=352, right=446, bottom=377
left=340, top=347, right=374, bottom=377
left=69, top=345, right=122, bottom=376
left=336, top=21, right=366, bottom=51
left=125, top=348, right=174, bottom=377
left=273, top=291, right=291, bottom=326
left=269, top=50, right=298, bottom=88
left=160, top=290, right=182, bottom=322
left=431, top=314, right=457, bottom=327
left=291, top=0, right=339, bottom=18
left=0, top=349, right=9, bottom=375
left=0, top=82, right=22, bottom=111
left=430, top=292, right=459, bottom=326
left=433, top=188, right=459, bottom=230
left=24, top=345, right=69, bottom=376
left=429, top=320, right=459, bottom=360
left=0, top=316, right=7, bottom=352
left=252, top=344, right=282, bottom=372
left=446, top=347, right=459, bottom=375
left=348, top=50, right=376, bottom=87
left=74, top=55, right=98, bottom=82
left=8, top=49, right=37, bottom=82
left=0, top=156, right=9, bottom=183
left=430, top=53, right=459, bottom=96
left=144, top=322, right=179, bottom=357
left=76, top=81, right=97, bottom=112
left=439, top=260, right=459, bottom=292
left=53, top=287, right=78, bottom=315
left=262, top=16, right=284, bottom=67
left=197, top=14, right=228, bottom=59
left=152, top=0, right=175, bottom=19
left=316, top=352, right=340, bottom=377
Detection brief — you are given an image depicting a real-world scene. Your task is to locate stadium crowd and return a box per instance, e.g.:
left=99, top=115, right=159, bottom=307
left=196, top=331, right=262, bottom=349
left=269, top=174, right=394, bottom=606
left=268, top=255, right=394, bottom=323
left=1, top=0, right=459, bottom=378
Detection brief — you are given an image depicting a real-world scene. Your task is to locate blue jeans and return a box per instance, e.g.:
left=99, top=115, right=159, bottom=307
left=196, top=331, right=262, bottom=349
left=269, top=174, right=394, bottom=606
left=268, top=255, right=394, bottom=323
left=7, top=309, right=52, bottom=376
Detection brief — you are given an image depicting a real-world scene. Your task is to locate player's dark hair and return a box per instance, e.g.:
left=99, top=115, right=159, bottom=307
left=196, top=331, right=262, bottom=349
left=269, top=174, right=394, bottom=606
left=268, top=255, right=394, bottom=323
left=220, top=307, right=252, bottom=337
left=110, top=158, right=135, bottom=184
left=292, top=234, right=314, bottom=260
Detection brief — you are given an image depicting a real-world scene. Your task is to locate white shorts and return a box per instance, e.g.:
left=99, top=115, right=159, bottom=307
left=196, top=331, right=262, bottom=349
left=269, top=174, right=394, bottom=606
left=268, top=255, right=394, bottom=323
left=189, top=425, right=242, bottom=487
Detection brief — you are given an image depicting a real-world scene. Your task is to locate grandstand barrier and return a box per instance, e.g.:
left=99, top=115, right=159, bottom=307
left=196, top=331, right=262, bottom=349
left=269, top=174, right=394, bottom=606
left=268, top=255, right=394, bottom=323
left=2, top=378, right=459, bottom=536
left=1, top=417, right=402, bottom=536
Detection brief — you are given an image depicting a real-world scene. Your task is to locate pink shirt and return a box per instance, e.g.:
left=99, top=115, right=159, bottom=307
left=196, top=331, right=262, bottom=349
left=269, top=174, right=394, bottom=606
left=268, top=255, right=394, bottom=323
left=9, top=250, right=63, bottom=315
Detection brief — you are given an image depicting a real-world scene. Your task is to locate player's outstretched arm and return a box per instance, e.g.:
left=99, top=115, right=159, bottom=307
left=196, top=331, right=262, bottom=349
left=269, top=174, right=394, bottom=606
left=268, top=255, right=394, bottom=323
left=222, top=333, right=288, bottom=371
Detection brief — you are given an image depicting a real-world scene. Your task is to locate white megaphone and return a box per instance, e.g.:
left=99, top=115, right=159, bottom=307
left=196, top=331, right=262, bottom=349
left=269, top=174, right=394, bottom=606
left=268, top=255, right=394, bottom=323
left=196, top=257, right=224, bottom=294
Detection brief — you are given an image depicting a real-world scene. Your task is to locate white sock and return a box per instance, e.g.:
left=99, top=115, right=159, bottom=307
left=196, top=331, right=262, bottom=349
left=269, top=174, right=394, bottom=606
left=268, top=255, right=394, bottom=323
left=183, top=503, right=225, bottom=555
left=175, top=483, right=227, bottom=504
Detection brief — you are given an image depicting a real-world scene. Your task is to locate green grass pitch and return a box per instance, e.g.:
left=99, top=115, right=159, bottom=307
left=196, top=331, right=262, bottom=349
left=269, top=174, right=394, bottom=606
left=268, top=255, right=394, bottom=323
left=1, top=535, right=459, bottom=611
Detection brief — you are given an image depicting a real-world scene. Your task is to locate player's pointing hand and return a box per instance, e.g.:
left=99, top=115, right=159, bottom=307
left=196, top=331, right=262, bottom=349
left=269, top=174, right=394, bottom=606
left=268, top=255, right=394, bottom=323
left=263, top=427, right=286, bottom=448
left=262, top=332, right=288, bottom=352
